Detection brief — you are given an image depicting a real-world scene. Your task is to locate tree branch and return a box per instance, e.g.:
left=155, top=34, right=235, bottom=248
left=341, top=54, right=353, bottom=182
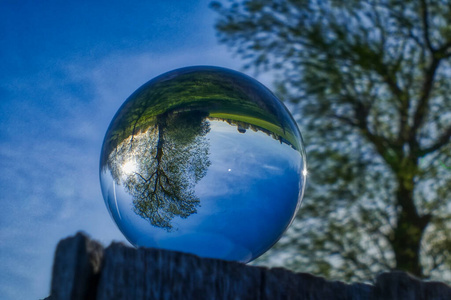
left=420, top=0, right=435, bottom=52
left=329, top=114, right=358, bottom=127
left=380, top=65, right=405, bottom=104
left=410, top=58, right=441, bottom=141
left=349, top=100, right=399, bottom=170
left=419, top=125, right=451, bottom=156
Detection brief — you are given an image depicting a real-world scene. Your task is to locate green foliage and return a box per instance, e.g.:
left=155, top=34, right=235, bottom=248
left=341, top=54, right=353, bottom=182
left=108, top=111, right=211, bottom=230
left=100, top=68, right=302, bottom=164
left=212, top=0, right=451, bottom=282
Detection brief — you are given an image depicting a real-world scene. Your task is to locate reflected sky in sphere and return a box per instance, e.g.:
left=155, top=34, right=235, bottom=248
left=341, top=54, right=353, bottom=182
left=100, top=66, right=307, bottom=263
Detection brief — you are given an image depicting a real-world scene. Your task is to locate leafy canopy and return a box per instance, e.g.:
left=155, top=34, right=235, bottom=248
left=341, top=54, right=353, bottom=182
left=212, top=0, right=451, bottom=282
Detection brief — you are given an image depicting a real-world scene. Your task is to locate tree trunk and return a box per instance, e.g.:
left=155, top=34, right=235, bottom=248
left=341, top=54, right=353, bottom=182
left=392, top=177, right=430, bottom=277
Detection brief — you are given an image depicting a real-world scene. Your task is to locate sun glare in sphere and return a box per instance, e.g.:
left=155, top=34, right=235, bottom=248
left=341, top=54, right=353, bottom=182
left=122, top=160, right=138, bottom=175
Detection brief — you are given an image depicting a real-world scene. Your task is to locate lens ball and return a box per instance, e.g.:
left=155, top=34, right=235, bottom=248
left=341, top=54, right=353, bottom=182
left=100, top=66, right=307, bottom=262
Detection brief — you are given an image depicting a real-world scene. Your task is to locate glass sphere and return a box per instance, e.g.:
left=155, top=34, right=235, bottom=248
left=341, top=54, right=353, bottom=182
left=100, top=66, right=307, bottom=263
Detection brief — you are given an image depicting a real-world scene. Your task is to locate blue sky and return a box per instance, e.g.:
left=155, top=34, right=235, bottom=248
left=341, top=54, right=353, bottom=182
left=0, top=1, right=281, bottom=299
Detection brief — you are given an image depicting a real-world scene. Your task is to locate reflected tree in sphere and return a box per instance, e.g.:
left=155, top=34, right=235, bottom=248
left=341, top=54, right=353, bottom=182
left=107, top=110, right=211, bottom=230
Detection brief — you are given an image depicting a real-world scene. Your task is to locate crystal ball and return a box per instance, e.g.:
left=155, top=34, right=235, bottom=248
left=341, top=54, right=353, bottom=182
left=100, top=66, right=307, bottom=263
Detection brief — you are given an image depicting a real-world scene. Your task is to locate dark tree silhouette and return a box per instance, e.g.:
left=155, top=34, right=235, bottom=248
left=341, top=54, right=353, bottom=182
left=108, top=110, right=211, bottom=230
left=212, top=0, right=451, bottom=282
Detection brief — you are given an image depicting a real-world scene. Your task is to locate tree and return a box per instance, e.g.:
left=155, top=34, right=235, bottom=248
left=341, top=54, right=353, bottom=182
left=107, top=110, right=211, bottom=230
left=211, top=0, right=451, bottom=282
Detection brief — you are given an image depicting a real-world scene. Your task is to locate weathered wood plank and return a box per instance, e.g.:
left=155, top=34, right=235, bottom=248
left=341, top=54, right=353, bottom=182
left=96, top=242, right=264, bottom=300
left=46, top=233, right=451, bottom=300
left=373, top=271, right=451, bottom=300
left=264, top=268, right=373, bottom=300
left=48, top=232, right=103, bottom=300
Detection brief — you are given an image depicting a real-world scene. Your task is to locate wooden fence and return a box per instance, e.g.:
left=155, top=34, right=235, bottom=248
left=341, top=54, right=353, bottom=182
left=44, top=232, right=451, bottom=299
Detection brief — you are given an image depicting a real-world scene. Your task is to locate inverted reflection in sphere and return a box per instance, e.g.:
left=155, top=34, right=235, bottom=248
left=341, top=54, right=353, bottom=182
left=100, top=66, right=307, bottom=263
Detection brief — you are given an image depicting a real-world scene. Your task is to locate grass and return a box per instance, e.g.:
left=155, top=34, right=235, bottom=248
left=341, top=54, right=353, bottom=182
left=102, top=68, right=301, bottom=158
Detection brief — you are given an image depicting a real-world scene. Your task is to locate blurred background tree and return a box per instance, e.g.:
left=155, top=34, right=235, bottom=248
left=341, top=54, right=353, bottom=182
left=211, top=0, right=451, bottom=282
